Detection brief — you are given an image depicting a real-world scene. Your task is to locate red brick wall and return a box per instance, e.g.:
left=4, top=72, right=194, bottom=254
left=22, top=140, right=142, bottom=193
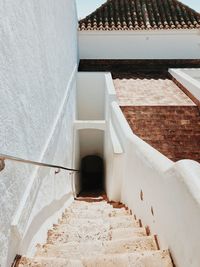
left=121, top=106, right=200, bottom=162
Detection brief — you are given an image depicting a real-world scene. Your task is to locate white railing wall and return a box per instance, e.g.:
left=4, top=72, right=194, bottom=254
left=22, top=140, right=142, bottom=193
left=169, top=68, right=200, bottom=102
left=0, top=1, right=78, bottom=265
left=104, top=73, right=200, bottom=267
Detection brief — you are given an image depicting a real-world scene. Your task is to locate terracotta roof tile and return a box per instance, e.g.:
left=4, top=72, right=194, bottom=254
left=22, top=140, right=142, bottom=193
left=79, top=0, right=200, bottom=31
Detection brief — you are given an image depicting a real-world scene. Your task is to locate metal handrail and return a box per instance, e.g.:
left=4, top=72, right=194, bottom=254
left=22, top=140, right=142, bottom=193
left=0, top=153, right=79, bottom=172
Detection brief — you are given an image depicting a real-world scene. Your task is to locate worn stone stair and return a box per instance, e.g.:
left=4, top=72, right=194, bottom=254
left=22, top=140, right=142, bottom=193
left=18, top=199, right=173, bottom=266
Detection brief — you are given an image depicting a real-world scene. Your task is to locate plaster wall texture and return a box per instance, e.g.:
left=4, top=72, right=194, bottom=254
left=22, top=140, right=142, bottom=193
left=73, top=72, right=200, bottom=266
left=0, top=1, right=78, bottom=266
left=97, top=72, right=200, bottom=267
left=73, top=124, right=81, bottom=196
left=79, top=129, right=104, bottom=159
left=169, top=68, right=200, bottom=101
left=74, top=73, right=107, bottom=194
left=183, top=69, right=200, bottom=78
left=77, top=73, right=105, bottom=120
left=74, top=72, right=125, bottom=200
left=79, top=30, right=200, bottom=59
left=104, top=74, right=124, bottom=201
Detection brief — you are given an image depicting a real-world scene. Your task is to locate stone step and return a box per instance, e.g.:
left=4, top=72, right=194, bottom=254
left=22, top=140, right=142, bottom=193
left=82, top=250, right=173, bottom=267
left=71, top=200, right=110, bottom=207
left=64, top=207, right=130, bottom=219
left=51, top=220, right=110, bottom=236
left=17, top=199, right=174, bottom=266
left=18, top=250, right=173, bottom=267
left=47, top=224, right=111, bottom=244
left=110, top=227, right=147, bottom=240
left=71, top=200, right=128, bottom=211
left=18, top=257, right=83, bottom=267
left=47, top=226, right=146, bottom=244
left=59, top=216, right=140, bottom=229
left=69, top=202, right=113, bottom=211
left=36, top=236, right=157, bottom=258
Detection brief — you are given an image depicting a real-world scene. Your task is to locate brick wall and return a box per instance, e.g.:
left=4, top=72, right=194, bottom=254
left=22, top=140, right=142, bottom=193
left=121, top=106, right=200, bottom=162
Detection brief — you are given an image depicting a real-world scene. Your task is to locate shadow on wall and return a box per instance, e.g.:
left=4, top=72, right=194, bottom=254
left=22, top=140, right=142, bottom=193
left=7, top=192, right=72, bottom=265
left=80, top=155, right=104, bottom=192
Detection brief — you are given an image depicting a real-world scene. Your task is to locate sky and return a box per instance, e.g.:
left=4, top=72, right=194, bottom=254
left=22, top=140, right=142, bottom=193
left=76, top=0, right=200, bottom=19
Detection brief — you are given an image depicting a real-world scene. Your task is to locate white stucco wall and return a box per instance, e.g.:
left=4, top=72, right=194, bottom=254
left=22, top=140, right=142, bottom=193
left=0, top=1, right=78, bottom=266
left=79, top=129, right=104, bottom=159
left=73, top=71, right=200, bottom=266
left=79, top=29, right=200, bottom=59
left=74, top=73, right=107, bottom=194
left=109, top=101, right=200, bottom=267
left=169, top=68, right=200, bottom=102
left=77, top=73, right=105, bottom=120
left=103, top=73, right=200, bottom=267
left=104, top=73, right=124, bottom=201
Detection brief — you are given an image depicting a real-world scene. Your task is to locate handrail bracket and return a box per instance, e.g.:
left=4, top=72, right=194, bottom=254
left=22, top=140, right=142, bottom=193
left=0, top=157, right=5, bottom=172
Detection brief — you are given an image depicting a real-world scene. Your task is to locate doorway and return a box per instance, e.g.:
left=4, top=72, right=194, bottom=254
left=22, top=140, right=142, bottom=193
left=81, top=155, right=104, bottom=192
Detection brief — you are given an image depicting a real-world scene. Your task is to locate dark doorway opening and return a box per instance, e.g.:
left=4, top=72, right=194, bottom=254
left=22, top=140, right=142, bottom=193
left=81, top=155, right=104, bottom=192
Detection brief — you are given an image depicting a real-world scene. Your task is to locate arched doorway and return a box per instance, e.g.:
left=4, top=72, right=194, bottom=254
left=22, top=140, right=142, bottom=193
left=81, top=155, right=104, bottom=192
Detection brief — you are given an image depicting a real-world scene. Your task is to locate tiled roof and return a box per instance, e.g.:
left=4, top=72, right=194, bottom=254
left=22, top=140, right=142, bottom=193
left=79, top=0, right=200, bottom=31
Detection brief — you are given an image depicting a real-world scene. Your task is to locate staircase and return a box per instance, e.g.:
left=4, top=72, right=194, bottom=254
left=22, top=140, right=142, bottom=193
left=18, top=198, right=173, bottom=266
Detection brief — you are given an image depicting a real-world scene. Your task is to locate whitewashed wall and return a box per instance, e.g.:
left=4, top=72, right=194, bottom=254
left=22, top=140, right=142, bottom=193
left=79, top=29, right=200, bottom=59
left=74, top=73, right=107, bottom=195
left=103, top=74, right=200, bottom=267
left=73, top=72, right=200, bottom=266
left=109, top=101, right=200, bottom=267
left=0, top=1, right=78, bottom=266
left=77, top=73, right=105, bottom=120
left=169, top=68, right=200, bottom=102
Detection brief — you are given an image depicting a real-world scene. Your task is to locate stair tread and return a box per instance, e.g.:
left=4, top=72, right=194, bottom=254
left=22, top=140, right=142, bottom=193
left=69, top=203, right=111, bottom=207
left=18, top=257, right=82, bottom=267
left=19, top=250, right=173, bottom=267
left=111, top=227, right=147, bottom=239
left=36, top=236, right=157, bottom=258
left=64, top=207, right=130, bottom=218
left=82, top=250, right=173, bottom=267
left=59, top=216, right=140, bottom=228
left=47, top=227, right=147, bottom=244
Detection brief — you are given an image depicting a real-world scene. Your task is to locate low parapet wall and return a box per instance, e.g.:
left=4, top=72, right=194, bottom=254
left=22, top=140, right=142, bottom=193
left=169, top=68, right=200, bottom=107
left=104, top=72, right=200, bottom=267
